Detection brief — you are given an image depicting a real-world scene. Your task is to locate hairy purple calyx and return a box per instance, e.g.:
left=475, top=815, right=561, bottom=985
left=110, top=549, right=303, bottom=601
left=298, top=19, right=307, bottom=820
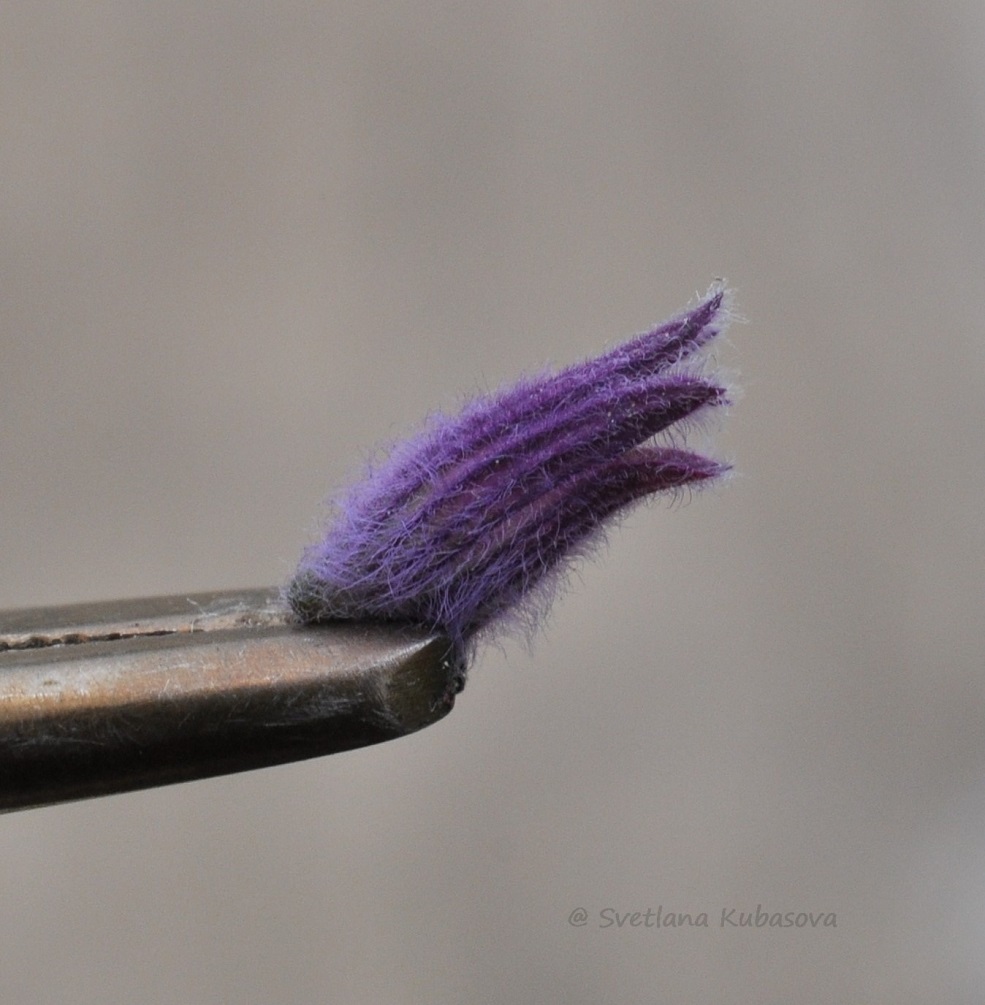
left=288, top=285, right=734, bottom=677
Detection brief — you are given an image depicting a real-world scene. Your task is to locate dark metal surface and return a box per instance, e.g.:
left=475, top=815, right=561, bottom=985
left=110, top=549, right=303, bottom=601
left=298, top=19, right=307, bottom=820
left=0, top=589, right=459, bottom=812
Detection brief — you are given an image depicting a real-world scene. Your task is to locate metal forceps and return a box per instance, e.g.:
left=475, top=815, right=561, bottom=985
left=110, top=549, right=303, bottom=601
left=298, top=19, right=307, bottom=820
left=0, top=589, right=459, bottom=812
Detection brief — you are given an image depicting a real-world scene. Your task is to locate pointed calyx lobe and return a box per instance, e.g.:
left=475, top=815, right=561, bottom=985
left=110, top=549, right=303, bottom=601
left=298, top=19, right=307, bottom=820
left=288, top=285, right=734, bottom=665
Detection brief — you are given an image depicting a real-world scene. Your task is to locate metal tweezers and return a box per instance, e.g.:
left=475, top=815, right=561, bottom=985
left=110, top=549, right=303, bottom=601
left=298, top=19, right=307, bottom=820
left=0, top=589, right=460, bottom=813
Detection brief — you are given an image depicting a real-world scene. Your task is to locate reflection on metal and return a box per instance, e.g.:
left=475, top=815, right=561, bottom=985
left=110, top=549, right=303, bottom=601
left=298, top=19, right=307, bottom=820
left=0, top=589, right=458, bottom=812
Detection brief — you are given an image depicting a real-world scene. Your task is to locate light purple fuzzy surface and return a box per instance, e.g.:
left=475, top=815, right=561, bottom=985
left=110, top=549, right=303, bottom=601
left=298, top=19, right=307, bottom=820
left=288, top=285, right=734, bottom=674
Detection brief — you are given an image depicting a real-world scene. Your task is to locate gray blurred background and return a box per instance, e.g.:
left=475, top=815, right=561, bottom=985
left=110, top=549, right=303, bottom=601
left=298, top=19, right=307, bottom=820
left=2, top=2, right=984, bottom=1001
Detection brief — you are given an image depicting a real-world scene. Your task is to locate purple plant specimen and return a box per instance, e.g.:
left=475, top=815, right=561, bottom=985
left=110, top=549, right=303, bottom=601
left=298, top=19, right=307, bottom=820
left=288, top=285, right=734, bottom=675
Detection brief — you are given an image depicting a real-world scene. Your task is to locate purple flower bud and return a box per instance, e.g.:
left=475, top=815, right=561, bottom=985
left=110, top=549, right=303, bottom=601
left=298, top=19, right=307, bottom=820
left=288, top=285, right=734, bottom=677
